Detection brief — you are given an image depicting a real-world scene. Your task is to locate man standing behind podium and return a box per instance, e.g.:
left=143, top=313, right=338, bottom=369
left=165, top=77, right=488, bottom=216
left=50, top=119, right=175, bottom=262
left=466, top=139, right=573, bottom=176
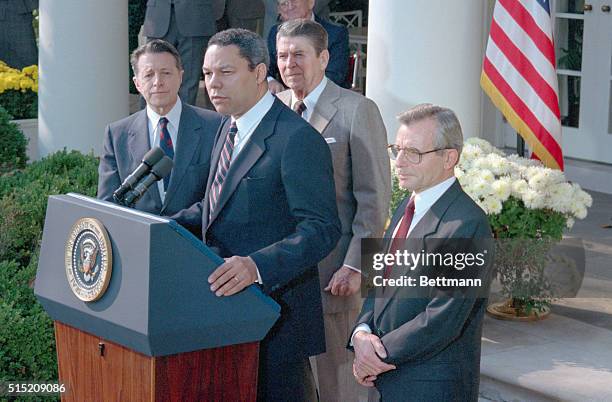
left=174, top=28, right=341, bottom=401
left=97, top=40, right=221, bottom=231
left=275, top=19, right=390, bottom=402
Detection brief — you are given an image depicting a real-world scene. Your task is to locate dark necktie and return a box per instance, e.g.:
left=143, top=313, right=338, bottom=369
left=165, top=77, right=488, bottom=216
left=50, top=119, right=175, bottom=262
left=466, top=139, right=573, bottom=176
left=384, top=197, right=416, bottom=279
left=158, top=117, right=174, bottom=191
left=293, top=100, right=307, bottom=117
left=209, top=121, right=238, bottom=219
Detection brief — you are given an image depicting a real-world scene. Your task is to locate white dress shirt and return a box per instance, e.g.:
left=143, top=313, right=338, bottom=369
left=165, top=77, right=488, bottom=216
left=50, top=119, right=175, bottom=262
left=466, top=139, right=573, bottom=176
left=351, top=176, right=457, bottom=343
left=146, top=97, right=182, bottom=202
left=290, top=76, right=327, bottom=122
left=232, top=91, right=275, bottom=161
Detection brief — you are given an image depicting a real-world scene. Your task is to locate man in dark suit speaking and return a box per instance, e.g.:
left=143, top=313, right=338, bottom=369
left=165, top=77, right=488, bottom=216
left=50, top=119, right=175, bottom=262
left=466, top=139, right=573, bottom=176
left=351, top=104, right=493, bottom=402
left=97, top=40, right=221, bottom=231
left=173, top=28, right=341, bottom=401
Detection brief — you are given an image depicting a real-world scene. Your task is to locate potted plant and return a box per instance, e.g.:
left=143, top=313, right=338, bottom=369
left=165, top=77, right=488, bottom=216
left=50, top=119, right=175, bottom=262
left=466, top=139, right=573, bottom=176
left=390, top=138, right=592, bottom=320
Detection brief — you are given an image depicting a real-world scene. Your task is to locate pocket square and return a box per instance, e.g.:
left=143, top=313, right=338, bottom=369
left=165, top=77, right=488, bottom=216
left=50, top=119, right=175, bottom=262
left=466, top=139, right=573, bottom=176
left=325, top=137, right=337, bottom=144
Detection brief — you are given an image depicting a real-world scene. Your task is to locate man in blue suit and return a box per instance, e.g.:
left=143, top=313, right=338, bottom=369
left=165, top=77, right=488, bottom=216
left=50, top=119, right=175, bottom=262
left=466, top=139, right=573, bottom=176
left=97, top=40, right=221, bottom=234
left=266, top=0, right=349, bottom=93
left=173, top=28, right=341, bottom=401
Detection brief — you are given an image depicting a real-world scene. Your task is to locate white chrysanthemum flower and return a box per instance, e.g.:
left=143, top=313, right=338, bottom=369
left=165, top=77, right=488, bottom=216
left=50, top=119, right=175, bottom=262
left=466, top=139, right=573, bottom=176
left=483, top=196, right=503, bottom=214
left=511, top=179, right=528, bottom=197
left=491, top=178, right=512, bottom=202
left=478, top=169, right=495, bottom=183
left=469, top=177, right=491, bottom=198
left=522, top=188, right=545, bottom=209
left=573, top=205, right=588, bottom=220
left=566, top=217, right=575, bottom=229
left=460, top=144, right=482, bottom=164
left=546, top=182, right=574, bottom=213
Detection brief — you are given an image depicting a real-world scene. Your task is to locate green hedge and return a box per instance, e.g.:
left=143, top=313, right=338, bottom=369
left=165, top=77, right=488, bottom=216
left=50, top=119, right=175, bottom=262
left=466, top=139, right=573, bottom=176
left=0, top=150, right=98, bottom=387
left=0, top=105, right=28, bottom=174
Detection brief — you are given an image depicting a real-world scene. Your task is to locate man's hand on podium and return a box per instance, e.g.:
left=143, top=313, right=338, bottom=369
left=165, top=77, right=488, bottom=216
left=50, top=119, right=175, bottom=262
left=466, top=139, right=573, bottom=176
left=208, top=256, right=258, bottom=296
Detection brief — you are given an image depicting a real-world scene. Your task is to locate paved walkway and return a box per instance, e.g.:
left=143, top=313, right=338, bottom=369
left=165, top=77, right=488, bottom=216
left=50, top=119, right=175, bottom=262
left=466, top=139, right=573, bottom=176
left=480, top=189, right=612, bottom=401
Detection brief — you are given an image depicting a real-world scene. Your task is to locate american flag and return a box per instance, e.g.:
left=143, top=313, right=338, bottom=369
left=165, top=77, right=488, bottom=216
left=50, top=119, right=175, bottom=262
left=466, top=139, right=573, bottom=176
left=481, top=0, right=564, bottom=170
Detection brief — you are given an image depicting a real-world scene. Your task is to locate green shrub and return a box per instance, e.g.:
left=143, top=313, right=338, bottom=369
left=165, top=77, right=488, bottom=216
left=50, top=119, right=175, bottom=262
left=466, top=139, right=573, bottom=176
left=0, top=149, right=98, bottom=387
left=0, top=105, right=28, bottom=173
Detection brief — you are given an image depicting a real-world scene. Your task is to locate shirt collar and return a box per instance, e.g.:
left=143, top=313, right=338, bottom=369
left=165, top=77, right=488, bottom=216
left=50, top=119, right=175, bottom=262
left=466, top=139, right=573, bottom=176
left=292, top=77, right=327, bottom=113
left=234, top=91, right=275, bottom=136
left=412, top=176, right=456, bottom=216
left=146, top=97, right=182, bottom=131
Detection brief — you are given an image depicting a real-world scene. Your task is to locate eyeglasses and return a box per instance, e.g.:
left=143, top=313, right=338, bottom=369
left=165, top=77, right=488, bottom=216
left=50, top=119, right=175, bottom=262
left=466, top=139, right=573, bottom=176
left=387, top=145, right=451, bottom=164
left=278, top=0, right=300, bottom=7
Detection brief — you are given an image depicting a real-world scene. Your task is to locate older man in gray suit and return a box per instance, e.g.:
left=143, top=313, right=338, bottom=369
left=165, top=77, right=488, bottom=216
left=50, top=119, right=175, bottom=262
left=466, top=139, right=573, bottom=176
left=143, top=0, right=224, bottom=105
left=276, top=19, right=390, bottom=402
left=98, top=40, right=221, bottom=234
left=351, top=104, right=493, bottom=401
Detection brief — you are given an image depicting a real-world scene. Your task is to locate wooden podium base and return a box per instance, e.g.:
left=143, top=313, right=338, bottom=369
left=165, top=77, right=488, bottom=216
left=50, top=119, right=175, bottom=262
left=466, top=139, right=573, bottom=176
left=55, top=322, right=259, bottom=402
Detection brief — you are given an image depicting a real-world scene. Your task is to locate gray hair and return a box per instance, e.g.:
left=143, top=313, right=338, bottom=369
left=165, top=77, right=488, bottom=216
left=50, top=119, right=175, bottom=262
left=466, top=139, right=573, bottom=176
left=208, top=28, right=269, bottom=70
left=397, top=103, right=464, bottom=155
left=130, top=39, right=182, bottom=75
left=276, top=19, right=328, bottom=55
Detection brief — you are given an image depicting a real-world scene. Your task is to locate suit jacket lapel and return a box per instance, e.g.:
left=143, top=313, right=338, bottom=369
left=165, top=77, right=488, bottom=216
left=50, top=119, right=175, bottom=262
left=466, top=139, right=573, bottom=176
left=207, top=100, right=282, bottom=227
left=309, top=80, right=339, bottom=134
left=127, top=110, right=163, bottom=209
left=161, top=105, right=201, bottom=212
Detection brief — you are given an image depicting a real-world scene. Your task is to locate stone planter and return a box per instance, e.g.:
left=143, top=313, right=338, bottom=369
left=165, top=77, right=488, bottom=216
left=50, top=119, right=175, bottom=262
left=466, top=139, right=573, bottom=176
left=11, top=118, right=38, bottom=162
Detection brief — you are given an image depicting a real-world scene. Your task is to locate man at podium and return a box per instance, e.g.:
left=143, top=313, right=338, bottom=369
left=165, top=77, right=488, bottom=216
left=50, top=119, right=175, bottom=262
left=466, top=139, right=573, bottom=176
left=97, top=40, right=222, bottom=230
left=173, top=28, right=341, bottom=401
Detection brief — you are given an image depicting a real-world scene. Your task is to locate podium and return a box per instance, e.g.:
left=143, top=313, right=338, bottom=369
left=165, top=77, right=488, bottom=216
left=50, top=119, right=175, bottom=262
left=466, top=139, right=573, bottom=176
left=34, top=194, right=280, bottom=401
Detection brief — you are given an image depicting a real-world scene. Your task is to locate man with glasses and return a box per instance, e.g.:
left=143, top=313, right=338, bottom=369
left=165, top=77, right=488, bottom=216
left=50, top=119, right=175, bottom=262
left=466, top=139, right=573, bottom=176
left=350, top=104, right=493, bottom=401
left=266, top=0, right=349, bottom=94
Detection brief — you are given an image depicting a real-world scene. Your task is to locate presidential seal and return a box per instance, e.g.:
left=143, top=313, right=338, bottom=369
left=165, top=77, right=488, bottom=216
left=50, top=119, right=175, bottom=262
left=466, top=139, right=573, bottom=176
left=65, top=218, right=112, bottom=302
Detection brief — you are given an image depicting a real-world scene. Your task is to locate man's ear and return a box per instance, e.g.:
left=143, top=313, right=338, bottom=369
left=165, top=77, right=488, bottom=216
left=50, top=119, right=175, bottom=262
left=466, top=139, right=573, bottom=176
left=445, top=149, right=460, bottom=169
left=255, top=63, right=268, bottom=84
left=132, top=75, right=141, bottom=94
left=320, top=49, right=330, bottom=70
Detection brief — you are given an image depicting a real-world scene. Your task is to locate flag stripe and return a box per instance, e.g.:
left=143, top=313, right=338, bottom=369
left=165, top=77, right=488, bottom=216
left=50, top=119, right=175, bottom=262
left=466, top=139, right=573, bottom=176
left=498, top=0, right=556, bottom=66
left=481, top=72, right=561, bottom=169
left=493, top=3, right=557, bottom=89
left=485, top=40, right=560, bottom=137
left=489, top=19, right=560, bottom=117
left=483, top=59, right=563, bottom=167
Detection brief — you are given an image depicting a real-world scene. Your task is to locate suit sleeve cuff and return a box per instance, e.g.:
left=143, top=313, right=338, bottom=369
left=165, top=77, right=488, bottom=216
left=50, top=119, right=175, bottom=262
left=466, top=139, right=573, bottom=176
left=350, top=323, right=372, bottom=346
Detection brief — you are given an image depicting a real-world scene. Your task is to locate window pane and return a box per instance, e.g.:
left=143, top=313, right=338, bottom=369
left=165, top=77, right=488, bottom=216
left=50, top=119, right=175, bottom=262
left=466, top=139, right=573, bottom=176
left=555, top=18, right=584, bottom=71
left=558, top=74, right=581, bottom=128
left=556, top=0, right=585, bottom=14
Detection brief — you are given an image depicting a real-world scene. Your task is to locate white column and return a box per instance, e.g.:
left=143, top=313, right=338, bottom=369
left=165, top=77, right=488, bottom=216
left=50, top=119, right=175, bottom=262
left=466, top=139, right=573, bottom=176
left=366, top=0, right=484, bottom=141
left=38, top=0, right=129, bottom=158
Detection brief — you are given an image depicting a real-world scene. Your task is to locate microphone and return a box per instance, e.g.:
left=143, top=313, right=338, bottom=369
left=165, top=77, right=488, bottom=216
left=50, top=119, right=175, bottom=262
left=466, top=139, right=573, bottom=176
left=122, top=156, right=174, bottom=207
left=113, top=147, right=165, bottom=203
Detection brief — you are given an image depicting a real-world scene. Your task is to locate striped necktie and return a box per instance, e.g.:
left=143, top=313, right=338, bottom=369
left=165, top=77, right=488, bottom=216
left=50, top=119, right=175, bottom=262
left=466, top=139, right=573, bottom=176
left=158, top=117, right=174, bottom=191
left=209, top=121, right=238, bottom=219
left=293, top=100, right=307, bottom=117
